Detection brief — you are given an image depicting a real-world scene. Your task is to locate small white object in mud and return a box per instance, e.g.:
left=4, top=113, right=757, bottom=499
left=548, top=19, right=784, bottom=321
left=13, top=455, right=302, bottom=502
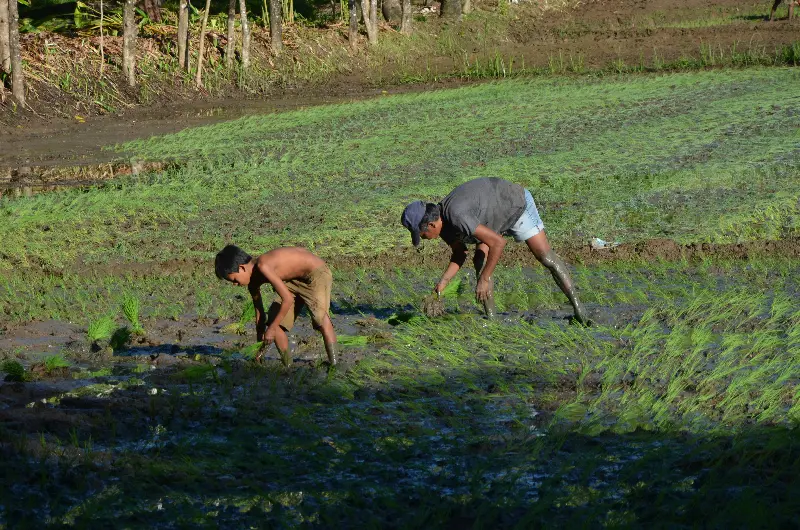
left=590, top=237, right=620, bottom=250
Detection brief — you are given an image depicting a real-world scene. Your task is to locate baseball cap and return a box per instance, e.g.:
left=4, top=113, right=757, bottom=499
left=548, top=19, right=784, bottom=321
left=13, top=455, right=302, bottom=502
left=401, top=200, right=426, bottom=247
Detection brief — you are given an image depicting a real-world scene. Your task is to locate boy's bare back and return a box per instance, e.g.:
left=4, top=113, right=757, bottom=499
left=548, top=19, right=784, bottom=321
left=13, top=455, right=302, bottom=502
left=252, top=247, right=326, bottom=285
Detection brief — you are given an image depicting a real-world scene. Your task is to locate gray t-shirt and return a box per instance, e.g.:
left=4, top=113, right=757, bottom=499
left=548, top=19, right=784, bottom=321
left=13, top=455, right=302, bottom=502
left=439, top=177, right=526, bottom=246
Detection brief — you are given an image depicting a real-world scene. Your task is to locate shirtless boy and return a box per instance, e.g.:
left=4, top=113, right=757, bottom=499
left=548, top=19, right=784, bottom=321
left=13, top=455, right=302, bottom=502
left=214, top=245, right=338, bottom=366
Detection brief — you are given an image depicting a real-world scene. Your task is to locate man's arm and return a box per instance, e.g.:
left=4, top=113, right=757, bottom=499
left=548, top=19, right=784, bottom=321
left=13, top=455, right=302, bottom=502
left=472, top=224, right=506, bottom=301
left=256, top=263, right=295, bottom=344
left=436, top=240, right=467, bottom=294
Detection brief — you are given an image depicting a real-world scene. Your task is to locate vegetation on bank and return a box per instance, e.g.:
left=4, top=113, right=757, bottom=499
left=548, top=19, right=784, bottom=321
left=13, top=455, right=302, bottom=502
left=1, top=0, right=799, bottom=118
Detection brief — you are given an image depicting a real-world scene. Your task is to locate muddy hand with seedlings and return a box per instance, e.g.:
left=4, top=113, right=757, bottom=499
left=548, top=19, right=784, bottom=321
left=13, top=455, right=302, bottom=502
left=422, top=291, right=447, bottom=318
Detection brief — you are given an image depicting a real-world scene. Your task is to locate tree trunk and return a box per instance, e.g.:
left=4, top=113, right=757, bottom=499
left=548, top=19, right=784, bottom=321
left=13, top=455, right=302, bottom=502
left=400, top=0, right=411, bottom=33
left=360, top=0, right=377, bottom=44
left=0, top=0, right=10, bottom=73
left=8, top=0, right=23, bottom=104
left=347, top=0, right=357, bottom=49
left=226, top=0, right=235, bottom=67
left=382, top=0, right=401, bottom=24
left=267, top=0, right=281, bottom=56
left=239, top=0, right=251, bottom=66
left=99, top=0, right=104, bottom=74
left=177, top=0, right=189, bottom=70
left=462, top=0, right=471, bottom=14
left=122, top=0, right=137, bottom=87
left=440, top=0, right=461, bottom=19
left=143, top=0, right=162, bottom=21
left=195, top=0, right=212, bottom=87
left=370, top=0, right=377, bottom=40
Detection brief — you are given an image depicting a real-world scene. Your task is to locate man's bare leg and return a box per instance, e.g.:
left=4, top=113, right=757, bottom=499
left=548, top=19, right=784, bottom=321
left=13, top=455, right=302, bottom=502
left=526, top=232, right=590, bottom=325
left=473, top=243, right=495, bottom=317
left=316, top=314, right=338, bottom=366
left=771, top=0, right=781, bottom=20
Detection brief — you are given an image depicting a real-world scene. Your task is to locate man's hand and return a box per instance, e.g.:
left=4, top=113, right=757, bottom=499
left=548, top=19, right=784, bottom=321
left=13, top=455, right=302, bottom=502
left=476, top=277, right=493, bottom=302
left=434, top=280, right=448, bottom=296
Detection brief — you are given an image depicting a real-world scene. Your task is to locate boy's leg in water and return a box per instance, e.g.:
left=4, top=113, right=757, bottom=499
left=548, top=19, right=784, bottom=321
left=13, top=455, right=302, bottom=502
left=525, top=231, right=590, bottom=325
left=473, top=243, right=496, bottom=318
left=314, top=314, right=338, bottom=366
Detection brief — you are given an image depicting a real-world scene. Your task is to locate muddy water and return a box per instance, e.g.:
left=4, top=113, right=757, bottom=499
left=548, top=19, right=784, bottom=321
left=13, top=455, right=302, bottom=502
left=0, top=84, right=457, bottom=171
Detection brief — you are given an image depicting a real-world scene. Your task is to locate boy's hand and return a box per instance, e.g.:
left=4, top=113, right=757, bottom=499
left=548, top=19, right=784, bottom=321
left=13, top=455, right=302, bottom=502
left=264, top=325, right=279, bottom=345
left=434, top=281, right=447, bottom=296
left=476, top=277, right=493, bottom=302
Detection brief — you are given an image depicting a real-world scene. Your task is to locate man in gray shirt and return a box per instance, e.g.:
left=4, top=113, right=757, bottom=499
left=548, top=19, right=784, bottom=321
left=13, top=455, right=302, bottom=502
left=401, top=177, right=589, bottom=325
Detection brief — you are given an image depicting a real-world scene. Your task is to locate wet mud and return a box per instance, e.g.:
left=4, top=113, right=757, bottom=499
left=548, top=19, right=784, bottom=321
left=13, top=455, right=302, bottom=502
left=67, top=237, right=800, bottom=280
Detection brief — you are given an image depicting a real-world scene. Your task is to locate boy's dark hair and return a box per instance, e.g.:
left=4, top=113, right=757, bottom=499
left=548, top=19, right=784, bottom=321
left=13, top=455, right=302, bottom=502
left=419, top=203, right=441, bottom=233
left=215, top=245, right=253, bottom=279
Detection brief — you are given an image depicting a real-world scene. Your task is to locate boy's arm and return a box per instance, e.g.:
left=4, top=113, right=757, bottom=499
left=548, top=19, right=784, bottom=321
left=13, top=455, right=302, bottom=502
left=256, top=262, right=295, bottom=344
left=436, top=240, right=467, bottom=294
left=248, top=284, right=267, bottom=342
left=472, top=224, right=506, bottom=302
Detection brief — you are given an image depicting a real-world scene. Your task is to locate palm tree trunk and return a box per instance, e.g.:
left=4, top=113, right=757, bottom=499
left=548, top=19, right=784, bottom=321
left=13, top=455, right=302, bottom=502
left=0, top=0, right=10, bottom=73
left=268, top=0, right=281, bottom=56
left=226, top=0, right=236, bottom=67
left=8, top=0, right=23, bottom=104
left=369, top=0, right=377, bottom=40
left=195, top=0, right=212, bottom=87
left=348, top=0, right=357, bottom=49
left=122, top=0, right=137, bottom=86
left=440, top=0, right=461, bottom=19
left=360, top=0, right=377, bottom=44
left=177, top=0, right=189, bottom=70
left=99, top=0, right=105, bottom=74
left=239, top=0, right=251, bottom=66
left=400, top=0, right=411, bottom=34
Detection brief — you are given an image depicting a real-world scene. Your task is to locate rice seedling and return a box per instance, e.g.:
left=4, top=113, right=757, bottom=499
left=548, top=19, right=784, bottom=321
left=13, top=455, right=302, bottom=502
left=221, top=300, right=256, bottom=335
left=122, top=294, right=145, bottom=335
left=86, top=315, right=116, bottom=342
left=1, top=360, right=27, bottom=382
left=337, top=335, right=369, bottom=347
left=44, top=354, right=71, bottom=373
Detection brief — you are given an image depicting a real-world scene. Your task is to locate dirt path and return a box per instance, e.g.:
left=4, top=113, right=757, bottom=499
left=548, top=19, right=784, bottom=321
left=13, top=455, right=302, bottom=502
left=515, top=0, right=799, bottom=69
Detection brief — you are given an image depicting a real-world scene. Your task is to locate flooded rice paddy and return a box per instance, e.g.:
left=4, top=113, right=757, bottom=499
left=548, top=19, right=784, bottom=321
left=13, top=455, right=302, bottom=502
left=1, top=261, right=799, bottom=527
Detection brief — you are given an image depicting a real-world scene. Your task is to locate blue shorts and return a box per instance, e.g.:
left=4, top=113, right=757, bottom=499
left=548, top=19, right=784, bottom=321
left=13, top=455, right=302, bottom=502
left=507, top=189, right=544, bottom=242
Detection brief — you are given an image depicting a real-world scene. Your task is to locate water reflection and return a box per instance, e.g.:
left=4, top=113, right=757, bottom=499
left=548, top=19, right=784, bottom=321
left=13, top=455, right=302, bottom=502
left=0, top=160, right=169, bottom=199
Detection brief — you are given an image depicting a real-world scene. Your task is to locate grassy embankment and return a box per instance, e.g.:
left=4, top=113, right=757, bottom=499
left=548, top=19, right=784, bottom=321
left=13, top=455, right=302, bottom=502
left=6, top=0, right=800, bottom=117
left=0, top=67, right=799, bottom=526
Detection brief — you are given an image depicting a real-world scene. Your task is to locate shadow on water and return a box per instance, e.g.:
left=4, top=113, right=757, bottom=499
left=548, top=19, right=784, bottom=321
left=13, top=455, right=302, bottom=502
left=1, top=357, right=798, bottom=528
